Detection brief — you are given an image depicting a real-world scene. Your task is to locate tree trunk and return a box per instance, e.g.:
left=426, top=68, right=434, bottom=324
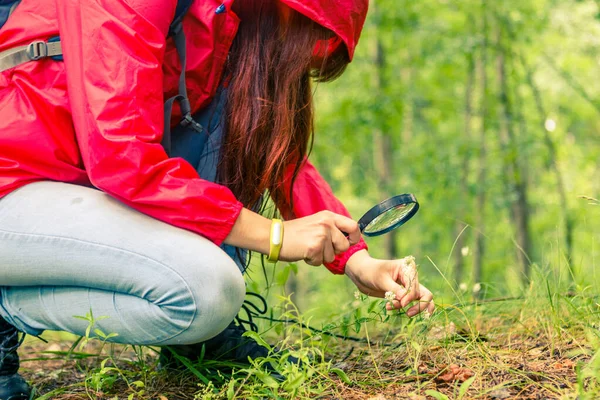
left=372, top=5, right=398, bottom=259
left=473, top=2, right=488, bottom=294
left=401, top=67, right=414, bottom=145
left=518, top=54, right=574, bottom=274
left=497, top=14, right=574, bottom=277
left=495, top=25, right=532, bottom=282
left=373, top=129, right=398, bottom=258
left=454, top=41, right=475, bottom=286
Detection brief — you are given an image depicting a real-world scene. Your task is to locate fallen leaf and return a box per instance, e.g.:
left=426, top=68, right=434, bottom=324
left=435, top=364, right=474, bottom=383
left=456, top=368, right=474, bottom=381
left=367, top=395, right=387, bottom=400
left=553, top=359, right=575, bottom=369
left=438, top=370, right=455, bottom=382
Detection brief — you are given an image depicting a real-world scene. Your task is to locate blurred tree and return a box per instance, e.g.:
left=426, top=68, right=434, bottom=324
left=453, top=16, right=476, bottom=287
left=473, top=0, right=489, bottom=293
left=302, top=0, right=600, bottom=304
left=496, top=20, right=533, bottom=282
left=371, top=0, right=398, bottom=259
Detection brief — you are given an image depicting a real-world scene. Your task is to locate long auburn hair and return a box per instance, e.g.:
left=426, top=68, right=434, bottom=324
left=218, top=0, right=350, bottom=213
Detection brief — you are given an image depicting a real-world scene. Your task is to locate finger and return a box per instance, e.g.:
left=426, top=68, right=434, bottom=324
left=427, top=300, right=435, bottom=315
left=304, top=246, right=323, bottom=266
left=405, top=301, right=427, bottom=318
left=322, top=231, right=336, bottom=264
left=385, top=276, right=413, bottom=308
left=398, top=287, right=414, bottom=308
left=304, top=255, right=322, bottom=266
left=331, top=214, right=360, bottom=245
left=386, top=299, right=401, bottom=310
left=382, top=275, right=413, bottom=308
left=387, top=298, right=433, bottom=314
left=331, top=227, right=350, bottom=255
left=406, top=292, right=434, bottom=317
left=421, top=285, right=435, bottom=315
left=417, top=283, right=433, bottom=303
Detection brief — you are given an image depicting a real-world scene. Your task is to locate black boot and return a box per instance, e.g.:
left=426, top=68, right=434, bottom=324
left=0, top=317, right=30, bottom=400
left=160, top=293, right=298, bottom=375
left=160, top=321, right=270, bottom=367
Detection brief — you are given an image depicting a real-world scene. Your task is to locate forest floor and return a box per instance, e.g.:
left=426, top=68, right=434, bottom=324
left=19, top=292, right=600, bottom=399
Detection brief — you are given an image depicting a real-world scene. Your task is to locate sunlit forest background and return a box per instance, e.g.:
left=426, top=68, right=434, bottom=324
left=22, top=1, right=600, bottom=398
left=248, top=0, right=600, bottom=318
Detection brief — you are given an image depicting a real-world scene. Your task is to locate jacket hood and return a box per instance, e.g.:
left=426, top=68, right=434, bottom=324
left=279, top=0, right=369, bottom=60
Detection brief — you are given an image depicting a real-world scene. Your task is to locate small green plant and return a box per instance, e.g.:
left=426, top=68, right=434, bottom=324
left=73, top=308, right=119, bottom=349
left=69, top=310, right=154, bottom=399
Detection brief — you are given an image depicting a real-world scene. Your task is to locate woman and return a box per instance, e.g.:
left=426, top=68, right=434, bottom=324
left=0, top=0, right=435, bottom=397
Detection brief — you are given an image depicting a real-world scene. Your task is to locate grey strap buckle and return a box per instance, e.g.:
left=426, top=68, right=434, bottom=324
left=181, top=114, right=203, bottom=132
left=26, top=41, right=47, bottom=61
left=0, top=38, right=63, bottom=73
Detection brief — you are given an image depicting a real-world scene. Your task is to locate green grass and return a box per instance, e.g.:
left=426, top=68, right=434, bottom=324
left=16, top=212, right=600, bottom=399
left=19, top=268, right=600, bottom=399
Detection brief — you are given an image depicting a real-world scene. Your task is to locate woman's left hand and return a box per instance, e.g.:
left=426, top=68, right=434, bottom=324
left=345, top=250, right=435, bottom=317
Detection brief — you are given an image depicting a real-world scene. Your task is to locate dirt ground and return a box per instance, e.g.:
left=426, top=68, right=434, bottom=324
left=19, top=318, right=589, bottom=399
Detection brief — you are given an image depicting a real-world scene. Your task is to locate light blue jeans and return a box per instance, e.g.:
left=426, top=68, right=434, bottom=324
left=0, top=89, right=248, bottom=345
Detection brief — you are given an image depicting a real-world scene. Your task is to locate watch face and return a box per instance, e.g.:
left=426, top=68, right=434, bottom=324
left=268, top=219, right=284, bottom=263
left=272, top=221, right=283, bottom=245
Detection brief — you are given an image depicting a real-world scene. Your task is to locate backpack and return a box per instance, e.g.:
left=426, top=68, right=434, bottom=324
left=0, top=0, right=19, bottom=30
left=0, top=0, right=203, bottom=155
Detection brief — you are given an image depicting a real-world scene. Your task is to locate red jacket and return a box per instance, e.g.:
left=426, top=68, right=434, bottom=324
left=0, top=0, right=368, bottom=274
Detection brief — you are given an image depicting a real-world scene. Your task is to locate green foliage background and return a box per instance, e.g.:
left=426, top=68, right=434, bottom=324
left=249, top=0, right=600, bottom=321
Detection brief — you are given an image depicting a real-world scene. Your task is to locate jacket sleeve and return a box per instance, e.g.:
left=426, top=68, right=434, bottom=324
left=56, top=0, right=243, bottom=245
left=282, top=159, right=368, bottom=275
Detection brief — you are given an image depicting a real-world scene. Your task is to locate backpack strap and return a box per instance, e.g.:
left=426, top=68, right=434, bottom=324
left=162, top=0, right=204, bottom=156
left=0, top=0, right=202, bottom=156
left=0, top=37, right=62, bottom=72
left=170, top=0, right=192, bottom=36
left=0, top=0, right=20, bottom=31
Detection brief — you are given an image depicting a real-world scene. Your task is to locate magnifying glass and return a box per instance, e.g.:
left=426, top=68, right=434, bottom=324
left=356, top=193, right=420, bottom=237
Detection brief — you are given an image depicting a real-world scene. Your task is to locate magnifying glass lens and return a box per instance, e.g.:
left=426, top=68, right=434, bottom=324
left=363, top=202, right=417, bottom=235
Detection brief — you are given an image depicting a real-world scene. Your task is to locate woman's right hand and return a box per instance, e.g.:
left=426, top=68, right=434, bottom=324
left=279, top=211, right=361, bottom=265
left=225, top=208, right=361, bottom=265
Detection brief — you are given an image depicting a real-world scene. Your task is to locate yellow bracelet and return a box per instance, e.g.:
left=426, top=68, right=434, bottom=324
left=267, top=219, right=284, bottom=263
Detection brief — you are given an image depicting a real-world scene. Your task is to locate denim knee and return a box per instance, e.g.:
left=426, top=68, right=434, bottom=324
left=158, top=249, right=246, bottom=345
